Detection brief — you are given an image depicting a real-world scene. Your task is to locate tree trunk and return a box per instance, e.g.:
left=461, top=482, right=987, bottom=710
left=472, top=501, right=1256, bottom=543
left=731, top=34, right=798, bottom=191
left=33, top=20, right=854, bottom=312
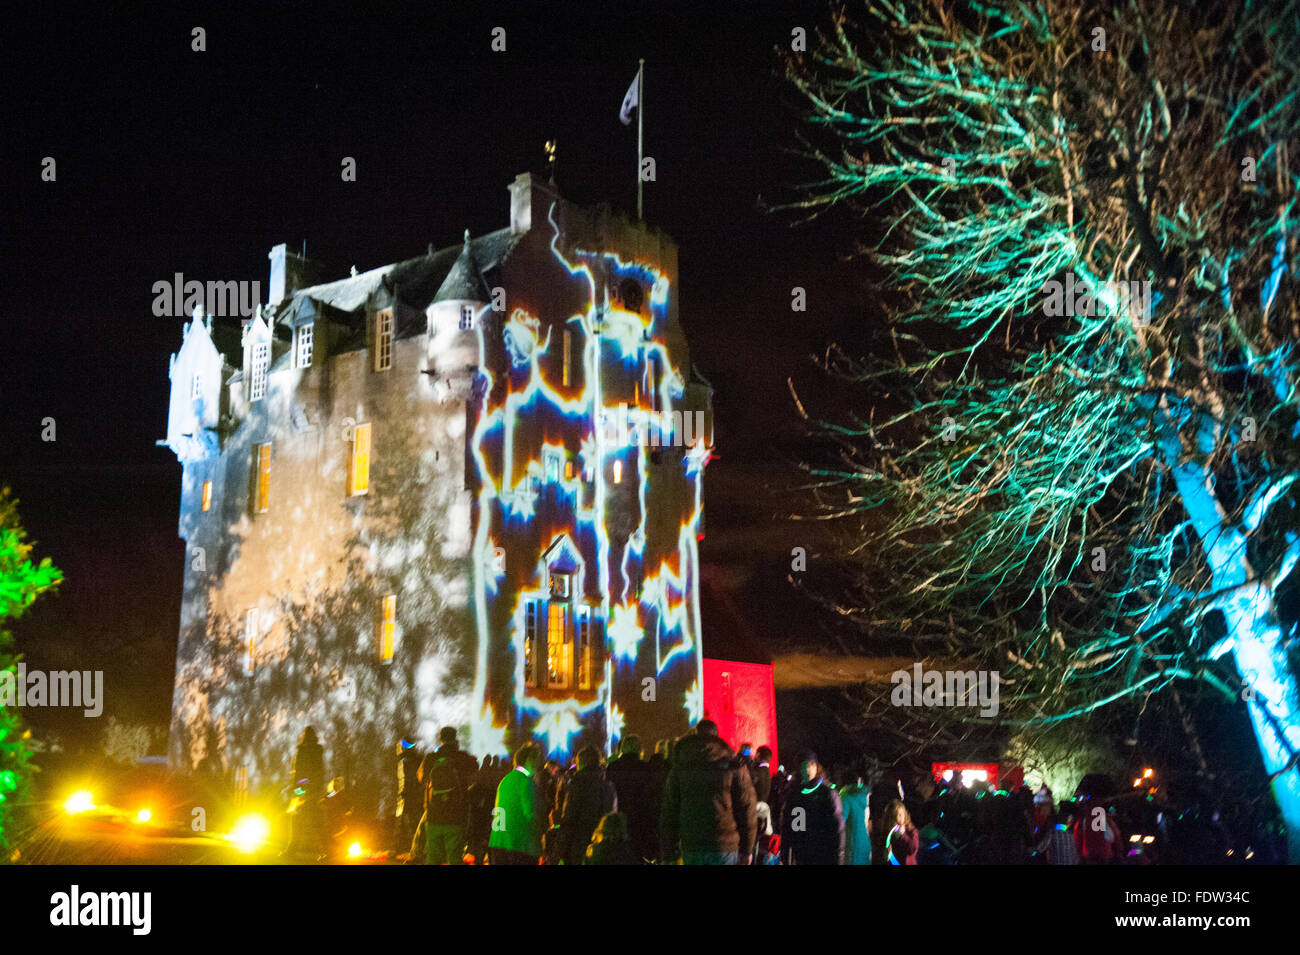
left=1168, top=438, right=1300, bottom=862
left=1226, top=605, right=1300, bottom=863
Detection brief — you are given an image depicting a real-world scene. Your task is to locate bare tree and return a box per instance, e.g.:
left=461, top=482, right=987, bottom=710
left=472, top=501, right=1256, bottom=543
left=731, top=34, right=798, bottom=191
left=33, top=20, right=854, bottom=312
left=782, top=0, right=1300, bottom=858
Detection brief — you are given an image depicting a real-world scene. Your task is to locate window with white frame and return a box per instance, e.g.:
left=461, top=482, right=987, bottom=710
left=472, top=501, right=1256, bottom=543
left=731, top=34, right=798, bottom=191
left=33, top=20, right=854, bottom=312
left=524, top=601, right=539, bottom=688
left=374, top=311, right=394, bottom=371
left=295, top=323, right=314, bottom=368
left=546, top=601, right=572, bottom=690
left=459, top=305, right=474, bottom=330
left=577, top=608, right=595, bottom=691
left=249, top=342, right=269, bottom=401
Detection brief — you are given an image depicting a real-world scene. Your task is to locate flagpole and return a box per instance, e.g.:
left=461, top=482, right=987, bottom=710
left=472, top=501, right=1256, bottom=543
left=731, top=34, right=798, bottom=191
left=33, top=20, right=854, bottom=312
left=637, top=58, right=644, bottom=220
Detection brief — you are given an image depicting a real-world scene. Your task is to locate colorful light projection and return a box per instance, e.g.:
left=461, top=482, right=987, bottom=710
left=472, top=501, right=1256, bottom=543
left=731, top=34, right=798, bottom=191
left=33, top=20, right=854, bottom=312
left=468, top=203, right=707, bottom=758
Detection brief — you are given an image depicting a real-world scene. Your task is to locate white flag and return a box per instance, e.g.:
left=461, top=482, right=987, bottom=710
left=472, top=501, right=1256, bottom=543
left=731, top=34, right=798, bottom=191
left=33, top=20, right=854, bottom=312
left=619, top=70, right=639, bottom=126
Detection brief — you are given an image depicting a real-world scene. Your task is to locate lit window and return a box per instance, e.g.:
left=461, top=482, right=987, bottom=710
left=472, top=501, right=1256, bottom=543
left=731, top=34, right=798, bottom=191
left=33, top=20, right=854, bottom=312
left=192, top=371, right=202, bottom=401
left=296, top=323, right=314, bottom=368
left=378, top=594, right=396, bottom=663
left=565, top=459, right=574, bottom=480
left=349, top=423, right=371, bottom=495
left=547, top=601, right=572, bottom=690
left=245, top=608, right=258, bottom=674
left=524, top=601, right=539, bottom=688
left=249, top=342, right=269, bottom=401
left=460, top=305, right=474, bottom=331
left=612, top=460, right=623, bottom=484
left=201, top=480, right=212, bottom=512
left=562, top=329, right=572, bottom=386
left=253, top=443, right=271, bottom=513
left=374, top=311, right=393, bottom=371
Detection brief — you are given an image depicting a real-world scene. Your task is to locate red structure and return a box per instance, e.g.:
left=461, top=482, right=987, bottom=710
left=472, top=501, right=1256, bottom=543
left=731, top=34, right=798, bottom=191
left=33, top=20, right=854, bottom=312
left=702, top=658, right=778, bottom=768
left=931, top=761, right=1000, bottom=789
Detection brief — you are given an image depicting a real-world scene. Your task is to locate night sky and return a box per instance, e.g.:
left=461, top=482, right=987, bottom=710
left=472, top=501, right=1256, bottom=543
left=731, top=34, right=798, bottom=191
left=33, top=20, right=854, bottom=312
left=1, top=1, right=868, bottom=742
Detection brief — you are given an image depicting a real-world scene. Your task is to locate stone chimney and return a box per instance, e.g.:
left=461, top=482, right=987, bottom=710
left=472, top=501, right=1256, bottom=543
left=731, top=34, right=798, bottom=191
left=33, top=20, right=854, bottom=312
left=508, top=172, right=559, bottom=236
left=268, top=242, right=324, bottom=306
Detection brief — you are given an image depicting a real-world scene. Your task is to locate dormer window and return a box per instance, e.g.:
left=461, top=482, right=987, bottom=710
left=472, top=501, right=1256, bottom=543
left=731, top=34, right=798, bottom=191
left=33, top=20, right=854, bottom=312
left=374, top=310, right=394, bottom=371
left=249, top=342, right=269, bottom=401
left=295, top=323, right=314, bottom=369
left=459, top=305, right=475, bottom=331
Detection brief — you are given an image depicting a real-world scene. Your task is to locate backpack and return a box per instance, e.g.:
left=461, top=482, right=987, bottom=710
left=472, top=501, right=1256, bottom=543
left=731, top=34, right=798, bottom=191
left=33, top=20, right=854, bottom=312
left=424, top=752, right=468, bottom=823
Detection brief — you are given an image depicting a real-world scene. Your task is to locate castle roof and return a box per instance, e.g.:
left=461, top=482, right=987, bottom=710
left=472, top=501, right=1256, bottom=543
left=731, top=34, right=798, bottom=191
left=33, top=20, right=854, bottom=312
left=432, top=230, right=489, bottom=304
left=282, top=227, right=515, bottom=319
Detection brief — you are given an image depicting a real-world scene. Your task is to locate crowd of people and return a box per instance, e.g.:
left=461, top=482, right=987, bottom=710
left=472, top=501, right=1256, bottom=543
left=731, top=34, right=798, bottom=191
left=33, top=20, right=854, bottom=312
left=389, top=719, right=925, bottom=865
left=285, top=720, right=1283, bottom=865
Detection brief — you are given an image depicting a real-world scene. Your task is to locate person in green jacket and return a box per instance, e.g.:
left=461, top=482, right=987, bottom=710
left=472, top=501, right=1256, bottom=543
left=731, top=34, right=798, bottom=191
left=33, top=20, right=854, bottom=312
left=488, top=743, right=543, bottom=865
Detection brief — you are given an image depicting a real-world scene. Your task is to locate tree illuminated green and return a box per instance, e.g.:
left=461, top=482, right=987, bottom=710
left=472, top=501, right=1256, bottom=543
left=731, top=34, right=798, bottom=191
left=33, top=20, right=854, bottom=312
left=0, top=488, right=62, bottom=857
left=783, top=0, right=1300, bottom=858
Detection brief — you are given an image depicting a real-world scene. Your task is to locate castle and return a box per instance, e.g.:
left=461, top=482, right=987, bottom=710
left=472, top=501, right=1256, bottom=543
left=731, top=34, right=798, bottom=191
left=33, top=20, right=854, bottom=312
left=162, top=173, right=713, bottom=812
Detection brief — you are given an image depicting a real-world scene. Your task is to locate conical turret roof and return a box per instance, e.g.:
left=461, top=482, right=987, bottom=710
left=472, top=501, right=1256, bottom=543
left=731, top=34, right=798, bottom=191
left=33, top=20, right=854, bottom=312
left=433, top=229, right=488, bottom=303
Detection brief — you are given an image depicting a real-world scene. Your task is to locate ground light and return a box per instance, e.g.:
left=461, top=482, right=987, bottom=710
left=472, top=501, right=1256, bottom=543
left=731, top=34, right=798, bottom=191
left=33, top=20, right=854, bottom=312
left=135, top=808, right=152, bottom=824
left=225, top=814, right=271, bottom=853
left=63, top=790, right=95, bottom=815
left=347, top=842, right=363, bottom=859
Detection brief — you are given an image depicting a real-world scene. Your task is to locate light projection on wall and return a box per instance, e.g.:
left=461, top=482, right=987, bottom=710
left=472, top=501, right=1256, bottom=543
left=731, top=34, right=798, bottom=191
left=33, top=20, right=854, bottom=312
left=468, top=203, right=708, bottom=759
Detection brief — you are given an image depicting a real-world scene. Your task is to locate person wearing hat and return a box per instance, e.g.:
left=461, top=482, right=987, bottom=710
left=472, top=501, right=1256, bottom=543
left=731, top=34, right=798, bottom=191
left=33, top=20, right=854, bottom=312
left=780, top=752, right=845, bottom=865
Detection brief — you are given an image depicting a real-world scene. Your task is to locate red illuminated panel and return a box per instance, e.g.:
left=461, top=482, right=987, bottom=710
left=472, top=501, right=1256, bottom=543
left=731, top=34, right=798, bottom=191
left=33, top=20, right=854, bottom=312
left=702, top=658, right=777, bottom=770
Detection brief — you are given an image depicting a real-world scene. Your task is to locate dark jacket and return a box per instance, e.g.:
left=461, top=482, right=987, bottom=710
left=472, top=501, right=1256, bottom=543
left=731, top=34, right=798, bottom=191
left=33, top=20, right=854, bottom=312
left=606, top=754, right=656, bottom=861
left=555, top=768, right=617, bottom=865
left=659, top=733, right=757, bottom=860
left=750, top=761, right=773, bottom=805
left=781, top=777, right=845, bottom=865
left=292, top=738, right=326, bottom=800
left=420, top=744, right=478, bottom=826
left=585, top=836, right=639, bottom=865
left=646, top=753, right=670, bottom=826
